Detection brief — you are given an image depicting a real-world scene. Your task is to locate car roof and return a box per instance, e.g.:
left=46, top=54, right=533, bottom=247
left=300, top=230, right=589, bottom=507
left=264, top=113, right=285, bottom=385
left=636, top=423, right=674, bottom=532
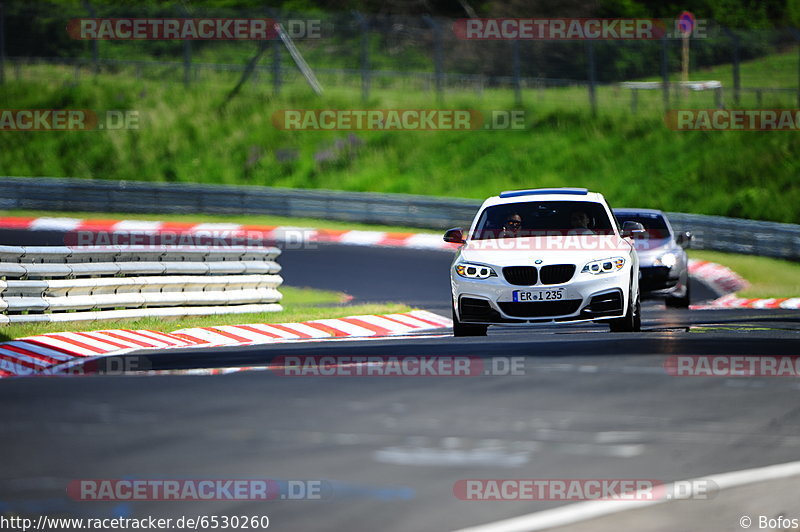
left=481, top=188, right=607, bottom=209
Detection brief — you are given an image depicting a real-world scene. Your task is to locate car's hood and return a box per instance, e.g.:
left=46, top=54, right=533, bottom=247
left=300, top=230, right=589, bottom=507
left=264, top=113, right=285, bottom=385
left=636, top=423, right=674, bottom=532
left=631, top=237, right=673, bottom=253
left=460, top=235, right=633, bottom=267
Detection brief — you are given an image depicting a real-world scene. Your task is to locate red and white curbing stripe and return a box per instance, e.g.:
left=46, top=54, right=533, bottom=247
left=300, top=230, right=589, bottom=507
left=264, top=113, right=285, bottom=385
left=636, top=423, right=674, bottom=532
left=0, top=215, right=457, bottom=251
left=687, top=259, right=749, bottom=296
left=0, top=310, right=452, bottom=378
left=688, top=259, right=800, bottom=309
left=696, top=294, right=800, bottom=310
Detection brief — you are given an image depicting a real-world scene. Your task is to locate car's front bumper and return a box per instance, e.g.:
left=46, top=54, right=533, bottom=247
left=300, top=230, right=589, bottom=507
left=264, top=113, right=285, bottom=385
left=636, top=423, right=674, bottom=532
left=451, top=270, right=630, bottom=325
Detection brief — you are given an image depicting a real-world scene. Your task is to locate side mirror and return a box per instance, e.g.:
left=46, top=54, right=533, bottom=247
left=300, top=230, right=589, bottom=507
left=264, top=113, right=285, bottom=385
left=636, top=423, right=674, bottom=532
left=443, top=227, right=466, bottom=244
left=621, top=221, right=646, bottom=239
left=676, top=231, right=693, bottom=248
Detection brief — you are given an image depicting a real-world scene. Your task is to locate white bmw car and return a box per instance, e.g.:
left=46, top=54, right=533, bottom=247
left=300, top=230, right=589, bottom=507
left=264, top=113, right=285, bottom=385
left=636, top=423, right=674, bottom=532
left=445, top=188, right=643, bottom=336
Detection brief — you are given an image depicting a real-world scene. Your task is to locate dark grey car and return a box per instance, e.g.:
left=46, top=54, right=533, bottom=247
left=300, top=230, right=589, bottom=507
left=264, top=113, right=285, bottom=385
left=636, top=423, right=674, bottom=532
left=613, top=209, right=692, bottom=308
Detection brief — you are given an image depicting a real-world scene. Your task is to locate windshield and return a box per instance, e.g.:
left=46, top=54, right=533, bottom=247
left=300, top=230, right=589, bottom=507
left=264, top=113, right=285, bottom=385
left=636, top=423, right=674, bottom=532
left=472, top=201, right=614, bottom=240
left=615, top=213, right=671, bottom=240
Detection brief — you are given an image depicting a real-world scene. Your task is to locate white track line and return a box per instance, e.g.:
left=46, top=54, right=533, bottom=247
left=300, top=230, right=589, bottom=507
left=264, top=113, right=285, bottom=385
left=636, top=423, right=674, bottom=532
left=452, top=459, right=800, bottom=532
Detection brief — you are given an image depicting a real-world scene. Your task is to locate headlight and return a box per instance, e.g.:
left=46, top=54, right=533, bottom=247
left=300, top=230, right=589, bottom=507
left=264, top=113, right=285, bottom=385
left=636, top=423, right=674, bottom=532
left=455, top=263, right=497, bottom=279
left=655, top=252, right=677, bottom=268
left=581, top=257, right=625, bottom=274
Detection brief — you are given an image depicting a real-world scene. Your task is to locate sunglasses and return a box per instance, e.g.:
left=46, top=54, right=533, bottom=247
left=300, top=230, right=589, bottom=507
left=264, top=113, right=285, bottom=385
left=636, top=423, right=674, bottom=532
left=505, top=220, right=521, bottom=226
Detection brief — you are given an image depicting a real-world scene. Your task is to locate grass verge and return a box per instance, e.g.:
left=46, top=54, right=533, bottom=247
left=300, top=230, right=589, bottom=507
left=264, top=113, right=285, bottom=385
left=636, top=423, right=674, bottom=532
left=689, top=250, right=800, bottom=299
left=1, top=47, right=799, bottom=224
left=0, top=286, right=412, bottom=341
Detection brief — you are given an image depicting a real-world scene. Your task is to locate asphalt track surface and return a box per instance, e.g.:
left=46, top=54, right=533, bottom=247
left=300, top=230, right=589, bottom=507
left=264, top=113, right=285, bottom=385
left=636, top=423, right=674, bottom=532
left=2, top=230, right=800, bottom=531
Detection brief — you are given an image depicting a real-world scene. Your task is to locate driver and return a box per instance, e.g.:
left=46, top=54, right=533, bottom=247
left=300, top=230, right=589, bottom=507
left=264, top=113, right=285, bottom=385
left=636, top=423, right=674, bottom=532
left=568, top=210, right=595, bottom=235
left=500, top=213, right=523, bottom=238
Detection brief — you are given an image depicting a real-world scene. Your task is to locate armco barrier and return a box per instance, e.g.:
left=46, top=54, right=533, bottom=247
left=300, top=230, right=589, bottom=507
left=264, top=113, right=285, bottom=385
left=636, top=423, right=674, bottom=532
left=0, top=177, right=798, bottom=260
left=0, top=176, right=478, bottom=230
left=664, top=212, right=800, bottom=261
left=0, top=245, right=283, bottom=324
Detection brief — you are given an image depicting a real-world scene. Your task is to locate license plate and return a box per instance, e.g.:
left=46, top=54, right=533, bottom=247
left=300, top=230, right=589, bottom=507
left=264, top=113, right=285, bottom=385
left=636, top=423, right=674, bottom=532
left=512, top=288, right=564, bottom=302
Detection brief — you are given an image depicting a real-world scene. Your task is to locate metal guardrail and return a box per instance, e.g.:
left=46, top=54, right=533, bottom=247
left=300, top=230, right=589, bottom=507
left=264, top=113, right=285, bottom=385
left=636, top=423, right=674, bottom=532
left=0, top=243, right=283, bottom=324
left=665, top=212, right=800, bottom=261
left=0, top=177, right=798, bottom=261
left=0, top=176, right=479, bottom=230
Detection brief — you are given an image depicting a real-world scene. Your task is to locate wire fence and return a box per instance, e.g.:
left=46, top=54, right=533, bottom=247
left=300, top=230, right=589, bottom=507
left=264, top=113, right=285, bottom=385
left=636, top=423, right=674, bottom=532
left=2, top=3, right=800, bottom=113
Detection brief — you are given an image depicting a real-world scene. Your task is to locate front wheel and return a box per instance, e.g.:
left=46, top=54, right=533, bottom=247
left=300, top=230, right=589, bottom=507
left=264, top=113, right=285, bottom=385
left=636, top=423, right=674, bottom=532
left=452, top=302, right=488, bottom=337
left=609, top=288, right=641, bottom=332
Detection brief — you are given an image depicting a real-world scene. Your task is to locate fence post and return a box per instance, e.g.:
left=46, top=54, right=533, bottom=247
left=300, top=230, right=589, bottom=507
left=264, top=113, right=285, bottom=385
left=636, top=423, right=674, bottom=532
left=183, top=41, right=191, bottom=87
left=81, top=0, right=99, bottom=74
left=789, top=28, right=800, bottom=107
left=0, top=2, right=5, bottom=85
left=586, top=40, right=597, bottom=116
left=512, top=39, right=521, bottom=106
left=661, top=35, right=670, bottom=112
left=631, top=88, right=638, bottom=113
left=714, top=86, right=723, bottom=108
left=180, top=6, right=191, bottom=87
left=722, top=27, right=740, bottom=105
left=422, top=15, right=443, bottom=102
left=270, top=10, right=281, bottom=96
left=354, top=11, right=370, bottom=103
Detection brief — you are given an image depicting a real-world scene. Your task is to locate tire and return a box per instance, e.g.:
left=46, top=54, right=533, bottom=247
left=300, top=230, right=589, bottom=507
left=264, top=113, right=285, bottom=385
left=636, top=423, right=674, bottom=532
left=609, top=285, right=641, bottom=332
left=452, top=301, right=488, bottom=337
left=665, top=278, right=691, bottom=308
